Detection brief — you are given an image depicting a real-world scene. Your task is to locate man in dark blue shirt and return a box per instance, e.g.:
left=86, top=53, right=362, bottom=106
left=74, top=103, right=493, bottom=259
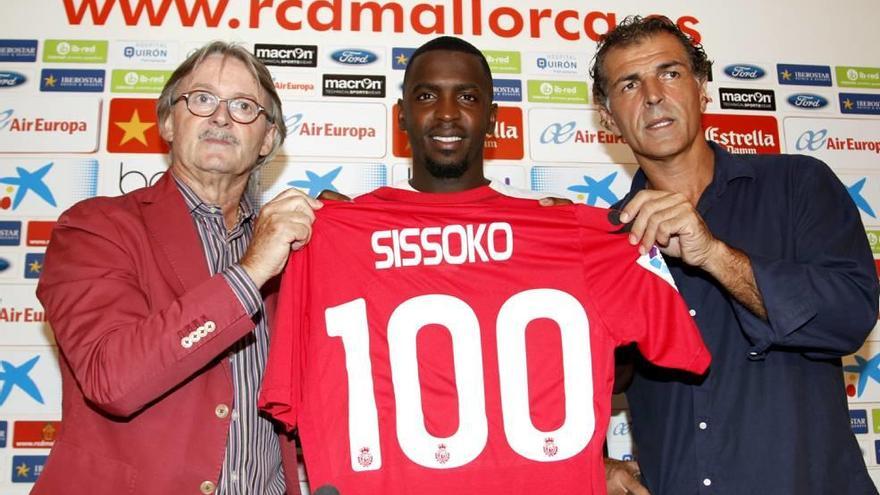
left=591, top=16, right=880, bottom=495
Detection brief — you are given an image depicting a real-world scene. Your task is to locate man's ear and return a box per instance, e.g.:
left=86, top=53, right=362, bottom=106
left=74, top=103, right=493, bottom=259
left=486, top=102, right=498, bottom=137
left=159, top=109, right=175, bottom=144
left=397, top=98, right=406, bottom=132
left=598, top=103, right=622, bottom=136
left=699, top=77, right=710, bottom=112
left=259, top=122, right=277, bottom=157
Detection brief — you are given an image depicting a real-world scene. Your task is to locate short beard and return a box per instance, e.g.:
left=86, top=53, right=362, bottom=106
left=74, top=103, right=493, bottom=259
left=425, top=156, right=468, bottom=179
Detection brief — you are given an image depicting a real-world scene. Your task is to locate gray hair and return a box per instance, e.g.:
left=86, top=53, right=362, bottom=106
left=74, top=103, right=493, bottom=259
left=157, top=41, right=286, bottom=166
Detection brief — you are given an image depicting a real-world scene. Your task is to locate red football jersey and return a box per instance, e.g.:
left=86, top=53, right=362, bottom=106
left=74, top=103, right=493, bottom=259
left=260, top=186, right=709, bottom=495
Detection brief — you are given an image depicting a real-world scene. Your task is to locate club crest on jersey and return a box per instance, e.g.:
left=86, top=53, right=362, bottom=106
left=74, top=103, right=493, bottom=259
left=636, top=246, right=678, bottom=289
left=357, top=447, right=374, bottom=467
left=434, top=443, right=450, bottom=465
left=543, top=437, right=559, bottom=457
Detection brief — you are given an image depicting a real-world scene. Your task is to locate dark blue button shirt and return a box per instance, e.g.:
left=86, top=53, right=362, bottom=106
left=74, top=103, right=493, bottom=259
left=622, top=142, right=879, bottom=494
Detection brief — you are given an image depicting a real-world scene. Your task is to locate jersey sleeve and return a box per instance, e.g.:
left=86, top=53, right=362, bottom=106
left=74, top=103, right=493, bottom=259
left=258, top=248, right=310, bottom=432
left=576, top=207, right=710, bottom=375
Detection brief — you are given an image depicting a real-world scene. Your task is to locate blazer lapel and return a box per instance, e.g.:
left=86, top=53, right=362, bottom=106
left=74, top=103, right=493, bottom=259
left=141, top=172, right=211, bottom=296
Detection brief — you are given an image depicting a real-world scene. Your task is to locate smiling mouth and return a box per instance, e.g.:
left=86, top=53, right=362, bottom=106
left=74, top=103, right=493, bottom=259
left=432, top=136, right=463, bottom=143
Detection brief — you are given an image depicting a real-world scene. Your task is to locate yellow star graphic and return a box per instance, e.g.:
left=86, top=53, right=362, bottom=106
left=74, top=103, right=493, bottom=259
left=843, top=98, right=854, bottom=110
left=28, top=259, right=43, bottom=273
left=396, top=53, right=408, bottom=66
left=15, top=463, right=29, bottom=478
left=780, top=69, right=792, bottom=80
left=43, top=74, right=57, bottom=87
left=114, top=109, right=155, bottom=146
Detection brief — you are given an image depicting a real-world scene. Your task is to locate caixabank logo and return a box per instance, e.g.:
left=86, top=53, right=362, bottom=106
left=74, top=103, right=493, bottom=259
left=0, top=96, right=101, bottom=152
left=0, top=159, right=98, bottom=217
left=531, top=164, right=636, bottom=208
left=844, top=346, right=880, bottom=402
left=256, top=161, right=387, bottom=204
left=701, top=114, right=780, bottom=154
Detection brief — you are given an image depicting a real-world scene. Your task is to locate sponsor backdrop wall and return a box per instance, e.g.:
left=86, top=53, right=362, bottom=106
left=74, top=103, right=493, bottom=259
left=0, top=0, right=878, bottom=492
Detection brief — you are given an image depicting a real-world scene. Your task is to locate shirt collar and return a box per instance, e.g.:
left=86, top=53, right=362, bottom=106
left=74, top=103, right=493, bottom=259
left=628, top=141, right=756, bottom=212
left=171, top=172, right=255, bottom=223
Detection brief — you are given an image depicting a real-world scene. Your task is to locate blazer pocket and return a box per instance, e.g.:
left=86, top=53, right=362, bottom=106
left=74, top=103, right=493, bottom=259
left=34, top=440, right=137, bottom=495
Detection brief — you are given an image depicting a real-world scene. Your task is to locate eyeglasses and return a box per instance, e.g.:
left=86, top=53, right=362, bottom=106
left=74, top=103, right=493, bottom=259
left=175, top=90, right=273, bottom=124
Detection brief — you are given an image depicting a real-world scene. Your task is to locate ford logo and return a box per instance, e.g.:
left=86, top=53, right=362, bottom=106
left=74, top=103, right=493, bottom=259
left=331, top=49, right=378, bottom=65
left=0, top=71, right=27, bottom=88
left=787, top=93, right=828, bottom=109
left=0, top=258, right=9, bottom=271
left=724, top=64, right=765, bottom=80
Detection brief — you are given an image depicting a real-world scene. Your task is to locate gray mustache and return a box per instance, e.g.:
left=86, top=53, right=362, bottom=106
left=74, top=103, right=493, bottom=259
left=199, top=129, right=239, bottom=145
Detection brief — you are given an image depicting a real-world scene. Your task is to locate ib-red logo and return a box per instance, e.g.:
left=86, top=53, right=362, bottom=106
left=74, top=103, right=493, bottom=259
left=392, top=105, right=523, bottom=160
left=702, top=114, right=780, bottom=154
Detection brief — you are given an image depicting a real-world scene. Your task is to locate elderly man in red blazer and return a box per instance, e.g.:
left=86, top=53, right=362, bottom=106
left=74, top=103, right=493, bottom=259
left=33, top=42, right=320, bottom=494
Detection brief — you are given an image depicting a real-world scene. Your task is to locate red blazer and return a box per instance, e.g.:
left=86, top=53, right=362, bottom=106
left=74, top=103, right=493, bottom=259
left=33, top=173, right=300, bottom=495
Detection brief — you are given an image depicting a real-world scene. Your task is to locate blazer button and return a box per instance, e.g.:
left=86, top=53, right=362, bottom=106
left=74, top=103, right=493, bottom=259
left=215, top=404, right=230, bottom=419
left=200, top=480, right=216, bottom=494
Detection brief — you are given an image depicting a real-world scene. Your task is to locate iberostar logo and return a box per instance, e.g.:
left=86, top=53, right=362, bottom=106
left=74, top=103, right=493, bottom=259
left=107, top=98, right=169, bottom=153
left=845, top=352, right=880, bottom=397
left=0, top=162, right=56, bottom=210
left=567, top=172, right=619, bottom=206
left=0, top=355, right=43, bottom=406
left=288, top=166, right=342, bottom=197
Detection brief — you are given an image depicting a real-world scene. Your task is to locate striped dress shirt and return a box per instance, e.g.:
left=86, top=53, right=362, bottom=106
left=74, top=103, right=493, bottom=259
left=175, top=177, right=286, bottom=495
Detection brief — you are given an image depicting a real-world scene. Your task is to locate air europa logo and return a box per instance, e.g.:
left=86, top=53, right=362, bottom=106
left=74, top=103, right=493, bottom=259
left=284, top=113, right=377, bottom=141
left=795, top=129, right=880, bottom=154
left=538, top=121, right=624, bottom=145
left=723, top=64, right=766, bottom=80
left=0, top=109, right=88, bottom=135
